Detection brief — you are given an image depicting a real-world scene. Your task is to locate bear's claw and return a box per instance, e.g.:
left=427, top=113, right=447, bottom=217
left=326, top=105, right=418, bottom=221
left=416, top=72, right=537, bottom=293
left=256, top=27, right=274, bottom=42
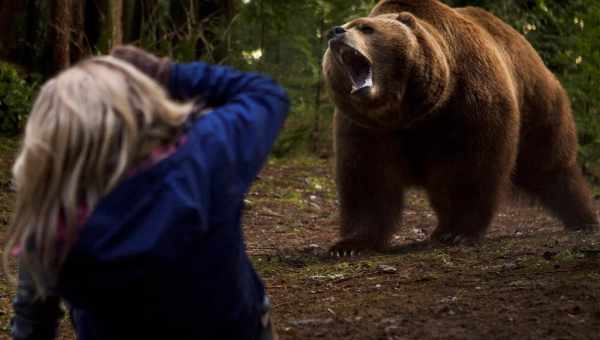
left=329, top=238, right=378, bottom=257
left=329, top=249, right=359, bottom=258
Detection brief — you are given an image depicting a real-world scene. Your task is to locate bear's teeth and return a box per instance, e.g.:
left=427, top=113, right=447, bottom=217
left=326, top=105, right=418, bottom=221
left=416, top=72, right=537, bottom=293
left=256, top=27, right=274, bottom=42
left=351, top=69, right=373, bottom=94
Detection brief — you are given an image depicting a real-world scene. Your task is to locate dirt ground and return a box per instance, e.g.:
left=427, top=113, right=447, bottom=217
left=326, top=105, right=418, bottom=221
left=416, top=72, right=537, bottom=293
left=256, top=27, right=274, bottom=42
left=0, top=139, right=599, bottom=340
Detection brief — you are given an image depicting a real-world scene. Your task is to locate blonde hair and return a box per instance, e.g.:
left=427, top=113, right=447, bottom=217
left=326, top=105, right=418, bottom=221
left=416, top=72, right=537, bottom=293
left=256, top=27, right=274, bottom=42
left=4, top=56, right=193, bottom=297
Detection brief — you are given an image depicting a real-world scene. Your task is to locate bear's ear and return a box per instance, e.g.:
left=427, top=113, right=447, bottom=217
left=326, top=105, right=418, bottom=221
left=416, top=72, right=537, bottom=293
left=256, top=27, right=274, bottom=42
left=397, top=12, right=417, bottom=29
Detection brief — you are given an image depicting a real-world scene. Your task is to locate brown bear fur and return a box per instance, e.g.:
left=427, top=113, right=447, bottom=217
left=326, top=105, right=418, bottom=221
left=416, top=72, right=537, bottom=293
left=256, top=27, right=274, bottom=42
left=322, top=0, right=598, bottom=254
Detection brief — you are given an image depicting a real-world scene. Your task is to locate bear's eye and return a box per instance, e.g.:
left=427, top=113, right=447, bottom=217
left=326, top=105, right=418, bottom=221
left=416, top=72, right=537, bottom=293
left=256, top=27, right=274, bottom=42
left=357, top=24, right=375, bottom=35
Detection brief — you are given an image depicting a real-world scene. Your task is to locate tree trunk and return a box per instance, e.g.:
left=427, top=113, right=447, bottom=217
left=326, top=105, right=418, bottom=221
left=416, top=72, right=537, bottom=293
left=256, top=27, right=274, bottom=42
left=84, top=0, right=101, bottom=48
left=0, top=1, right=25, bottom=61
left=71, top=0, right=88, bottom=62
left=49, top=0, right=72, bottom=73
left=222, top=0, right=236, bottom=22
left=23, top=0, right=42, bottom=68
left=95, top=0, right=123, bottom=52
left=111, top=0, right=124, bottom=46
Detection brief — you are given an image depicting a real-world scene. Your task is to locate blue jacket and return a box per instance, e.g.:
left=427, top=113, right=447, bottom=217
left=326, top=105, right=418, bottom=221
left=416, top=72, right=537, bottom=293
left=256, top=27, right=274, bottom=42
left=57, top=62, right=289, bottom=339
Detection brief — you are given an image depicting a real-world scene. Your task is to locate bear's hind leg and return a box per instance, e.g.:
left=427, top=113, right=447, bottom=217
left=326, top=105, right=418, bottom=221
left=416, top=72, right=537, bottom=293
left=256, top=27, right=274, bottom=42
left=516, top=86, right=598, bottom=231
left=516, top=166, right=599, bottom=232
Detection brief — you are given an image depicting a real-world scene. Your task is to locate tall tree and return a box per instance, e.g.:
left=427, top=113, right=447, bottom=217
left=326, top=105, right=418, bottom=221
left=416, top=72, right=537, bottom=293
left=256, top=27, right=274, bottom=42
left=49, top=0, right=72, bottom=73
left=22, top=0, right=43, bottom=68
left=94, top=0, right=124, bottom=52
left=110, top=0, right=124, bottom=46
left=0, top=1, right=26, bottom=62
left=71, top=0, right=88, bottom=62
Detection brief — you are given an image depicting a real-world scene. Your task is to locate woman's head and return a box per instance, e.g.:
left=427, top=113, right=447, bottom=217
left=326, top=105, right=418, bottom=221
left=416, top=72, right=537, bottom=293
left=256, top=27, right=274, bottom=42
left=5, top=56, right=193, bottom=295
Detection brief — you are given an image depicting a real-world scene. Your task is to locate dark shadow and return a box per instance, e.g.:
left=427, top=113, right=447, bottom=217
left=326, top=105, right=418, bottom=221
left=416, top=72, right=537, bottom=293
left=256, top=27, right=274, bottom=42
left=383, top=240, right=439, bottom=255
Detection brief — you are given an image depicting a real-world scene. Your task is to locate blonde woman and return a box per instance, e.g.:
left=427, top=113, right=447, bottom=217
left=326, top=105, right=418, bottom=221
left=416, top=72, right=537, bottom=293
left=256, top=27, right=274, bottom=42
left=6, top=46, right=288, bottom=340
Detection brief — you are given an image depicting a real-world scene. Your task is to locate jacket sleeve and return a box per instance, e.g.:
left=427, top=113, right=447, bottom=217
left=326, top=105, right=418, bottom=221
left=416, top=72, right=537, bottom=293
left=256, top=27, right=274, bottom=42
left=10, top=266, right=63, bottom=340
left=168, top=62, right=290, bottom=196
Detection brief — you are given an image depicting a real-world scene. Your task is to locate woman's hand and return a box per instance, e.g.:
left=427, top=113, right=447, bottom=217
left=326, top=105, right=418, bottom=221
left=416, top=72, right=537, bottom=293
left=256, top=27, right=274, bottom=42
left=111, top=45, right=172, bottom=86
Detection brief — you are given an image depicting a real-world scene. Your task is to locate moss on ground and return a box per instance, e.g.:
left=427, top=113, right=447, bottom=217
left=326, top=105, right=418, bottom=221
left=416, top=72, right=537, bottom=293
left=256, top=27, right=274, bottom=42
left=0, top=141, right=599, bottom=340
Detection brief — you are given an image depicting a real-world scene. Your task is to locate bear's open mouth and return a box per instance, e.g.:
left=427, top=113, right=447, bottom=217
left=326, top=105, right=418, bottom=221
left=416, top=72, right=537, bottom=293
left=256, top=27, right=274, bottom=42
left=333, top=43, right=373, bottom=95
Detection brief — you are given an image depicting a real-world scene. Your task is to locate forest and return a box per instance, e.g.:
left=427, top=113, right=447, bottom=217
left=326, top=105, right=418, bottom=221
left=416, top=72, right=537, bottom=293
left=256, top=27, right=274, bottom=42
left=1, top=0, right=599, bottom=166
left=0, top=1, right=599, bottom=339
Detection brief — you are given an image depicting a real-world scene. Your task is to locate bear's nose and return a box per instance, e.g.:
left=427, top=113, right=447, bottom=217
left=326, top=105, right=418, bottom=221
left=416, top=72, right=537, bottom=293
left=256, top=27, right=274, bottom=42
left=327, top=26, right=346, bottom=40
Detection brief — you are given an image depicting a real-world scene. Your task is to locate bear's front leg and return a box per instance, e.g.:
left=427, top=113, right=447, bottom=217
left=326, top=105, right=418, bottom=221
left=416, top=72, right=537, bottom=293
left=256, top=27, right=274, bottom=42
left=331, top=112, right=406, bottom=256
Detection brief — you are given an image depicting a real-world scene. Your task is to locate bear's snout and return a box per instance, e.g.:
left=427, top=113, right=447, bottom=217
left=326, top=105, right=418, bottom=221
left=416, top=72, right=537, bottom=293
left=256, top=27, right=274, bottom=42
left=327, top=26, right=347, bottom=41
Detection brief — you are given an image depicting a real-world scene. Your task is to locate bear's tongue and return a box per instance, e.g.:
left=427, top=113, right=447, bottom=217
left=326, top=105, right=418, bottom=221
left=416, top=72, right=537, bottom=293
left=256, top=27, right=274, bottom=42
left=340, top=47, right=373, bottom=94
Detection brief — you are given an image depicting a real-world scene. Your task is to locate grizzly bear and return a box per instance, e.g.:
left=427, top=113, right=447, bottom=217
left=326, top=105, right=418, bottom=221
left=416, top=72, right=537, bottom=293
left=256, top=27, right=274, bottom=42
left=322, top=0, right=598, bottom=255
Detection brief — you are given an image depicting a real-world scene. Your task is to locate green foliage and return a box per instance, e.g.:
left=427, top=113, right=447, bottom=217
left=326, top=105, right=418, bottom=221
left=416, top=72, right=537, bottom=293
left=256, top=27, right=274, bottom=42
left=223, top=0, right=600, bottom=161
left=224, top=0, right=377, bottom=156
left=447, top=0, right=600, bottom=167
left=2, top=0, right=599, bottom=162
left=0, top=63, right=39, bottom=135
